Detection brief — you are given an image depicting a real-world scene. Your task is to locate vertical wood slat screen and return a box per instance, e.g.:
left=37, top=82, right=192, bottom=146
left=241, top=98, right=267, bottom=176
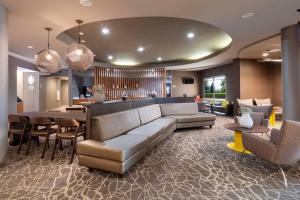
left=94, top=67, right=166, bottom=101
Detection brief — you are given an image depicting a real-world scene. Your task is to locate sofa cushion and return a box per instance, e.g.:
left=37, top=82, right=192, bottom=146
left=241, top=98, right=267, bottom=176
left=77, top=134, right=148, bottom=162
left=127, top=122, right=163, bottom=142
left=137, top=104, right=162, bottom=125
left=91, top=109, right=141, bottom=141
left=239, top=104, right=273, bottom=119
left=160, top=103, right=198, bottom=116
left=151, top=117, right=176, bottom=131
left=237, top=99, right=253, bottom=106
left=254, top=98, right=271, bottom=106
left=170, top=112, right=216, bottom=123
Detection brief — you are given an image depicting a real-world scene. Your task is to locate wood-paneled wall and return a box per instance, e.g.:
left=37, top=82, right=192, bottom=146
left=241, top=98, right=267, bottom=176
left=94, top=67, right=166, bottom=100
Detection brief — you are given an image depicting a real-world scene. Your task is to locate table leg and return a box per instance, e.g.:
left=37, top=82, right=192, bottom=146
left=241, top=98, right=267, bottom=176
left=269, top=110, right=276, bottom=126
left=227, top=131, right=251, bottom=154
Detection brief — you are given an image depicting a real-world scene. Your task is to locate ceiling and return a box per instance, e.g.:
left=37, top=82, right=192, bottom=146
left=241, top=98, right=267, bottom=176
left=239, top=35, right=281, bottom=62
left=1, top=0, right=299, bottom=70
left=59, top=17, right=232, bottom=67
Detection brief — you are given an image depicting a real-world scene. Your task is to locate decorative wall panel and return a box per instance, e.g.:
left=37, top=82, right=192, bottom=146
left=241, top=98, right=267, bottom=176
left=94, top=67, right=166, bottom=100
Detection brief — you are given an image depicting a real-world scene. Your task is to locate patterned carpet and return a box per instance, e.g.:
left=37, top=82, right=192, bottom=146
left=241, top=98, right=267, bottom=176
left=1, top=116, right=300, bottom=200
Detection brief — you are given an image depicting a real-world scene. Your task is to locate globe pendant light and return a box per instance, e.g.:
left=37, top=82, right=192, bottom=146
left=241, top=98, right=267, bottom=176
left=34, top=27, right=61, bottom=73
left=65, top=20, right=94, bottom=71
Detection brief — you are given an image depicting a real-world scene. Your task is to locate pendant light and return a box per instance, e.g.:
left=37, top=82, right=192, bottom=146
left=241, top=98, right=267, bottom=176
left=34, top=27, right=61, bottom=73
left=65, top=20, right=94, bottom=71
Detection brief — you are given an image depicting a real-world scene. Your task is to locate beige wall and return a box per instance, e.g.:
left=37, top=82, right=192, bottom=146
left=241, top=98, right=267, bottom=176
left=171, top=70, right=200, bottom=97
left=22, top=72, right=39, bottom=112
left=240, top=59, right=282, bottom=106
left=240, top=60, right=273, bottom=100
left=61, top=80, right=69, bottom=106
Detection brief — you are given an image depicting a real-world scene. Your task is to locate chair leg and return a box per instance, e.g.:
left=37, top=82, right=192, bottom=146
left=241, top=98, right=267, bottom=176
left=51, top=138, right=58, bottom=161
left=279, top=166, right=288, bottom=188
left=41, top=136, right=49, bottom=159
left=36, top=136, right=39, bottom=147
left=25, top=133, right=32, bottom=155
left=70, top=139, right=77, bottom=164
left=59, top=139, right=63, bottom=151
left=17, top=133, right=25, bottom=154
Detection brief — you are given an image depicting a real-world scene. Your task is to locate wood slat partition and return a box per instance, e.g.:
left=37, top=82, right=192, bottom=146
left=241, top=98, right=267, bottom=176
left=94, top=67, right=166, bottom=101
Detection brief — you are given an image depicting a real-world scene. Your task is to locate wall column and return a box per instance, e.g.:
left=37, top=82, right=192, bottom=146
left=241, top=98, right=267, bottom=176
left=281, top=24, right=300, bottom=121
left=0, top=4, right=9, bottom=166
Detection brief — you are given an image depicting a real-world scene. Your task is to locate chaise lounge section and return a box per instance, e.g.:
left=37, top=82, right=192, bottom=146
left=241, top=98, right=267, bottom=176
left=77, top=103, right=216, bottom=174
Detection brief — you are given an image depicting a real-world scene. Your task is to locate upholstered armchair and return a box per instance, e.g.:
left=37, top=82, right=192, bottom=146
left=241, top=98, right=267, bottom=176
left=234, top=112, right=269, bottom=127
left=241, top=120, right=300, bottom=187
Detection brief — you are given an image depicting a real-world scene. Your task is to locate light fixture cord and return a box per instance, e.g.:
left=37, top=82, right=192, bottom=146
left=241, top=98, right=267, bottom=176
left=47, top=29, right=50, bottom=49
left=78, top=22, right=81, bottom=44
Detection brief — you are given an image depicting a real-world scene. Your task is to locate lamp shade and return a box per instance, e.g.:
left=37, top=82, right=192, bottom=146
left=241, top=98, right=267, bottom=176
left=65, top=43, right=94, bottom=71
left=34, top=48, right=61, bottom=73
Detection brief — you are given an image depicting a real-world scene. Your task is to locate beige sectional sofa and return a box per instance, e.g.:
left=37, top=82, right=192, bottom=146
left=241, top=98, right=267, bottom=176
left=77, top=103, right=216, bottom=174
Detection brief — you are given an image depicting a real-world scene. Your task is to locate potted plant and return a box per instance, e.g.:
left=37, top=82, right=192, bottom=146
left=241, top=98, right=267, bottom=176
left=121, top=92, right=128, bottom=101
left=92, top=84, right=105, bottom=103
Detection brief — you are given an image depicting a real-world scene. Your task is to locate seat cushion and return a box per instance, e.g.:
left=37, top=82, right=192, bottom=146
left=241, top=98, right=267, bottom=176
left=170, top=113, right=216, bottom=123
left=151, top=117, right=176, bottom=131
left=91, top=109, right=141, bottom=141
left=160, top=103, right=198, bottom=116
left=77, top=134, right=148, bottom=162
left=137, top=104, right=162, bottom=125
left=127, top=122, right=163, bottom=142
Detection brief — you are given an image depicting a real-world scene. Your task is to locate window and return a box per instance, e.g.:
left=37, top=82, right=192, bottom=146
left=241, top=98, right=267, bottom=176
left=204, top=75, right=226, bottom=99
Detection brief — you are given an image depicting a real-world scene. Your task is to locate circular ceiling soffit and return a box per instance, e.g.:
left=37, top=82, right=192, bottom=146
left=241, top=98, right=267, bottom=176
left=57, top=17, right=232, bottom=68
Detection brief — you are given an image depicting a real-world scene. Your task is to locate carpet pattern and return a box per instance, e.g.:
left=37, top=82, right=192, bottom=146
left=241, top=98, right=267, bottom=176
left=1, top=116, right=300, bottom=200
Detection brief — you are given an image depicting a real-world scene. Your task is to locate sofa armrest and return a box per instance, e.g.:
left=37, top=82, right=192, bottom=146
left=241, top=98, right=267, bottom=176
left=270, top=129, right=281, bottom=144
left=242, top=132, right=276, bottom=162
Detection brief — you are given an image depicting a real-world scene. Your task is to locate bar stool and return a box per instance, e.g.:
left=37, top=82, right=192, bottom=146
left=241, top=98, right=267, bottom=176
left=8, top=115, right=31, bottom=154
left=51, top=119, right=85, bottom=164
left=26, top=117, right=57, bottom=158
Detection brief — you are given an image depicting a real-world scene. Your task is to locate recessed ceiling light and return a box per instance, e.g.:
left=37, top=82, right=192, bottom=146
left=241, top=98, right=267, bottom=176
left=187, top=32, right=195, bottom=39
left=108, top=55, right=114, bottom=60
left=137, top=46, right=144, bottom=52
left=27, top=45, right=33, bottom=49
left=157, top=57, right=162, bottom=61
left=101, top=27, right=110, bottom=35
left=262, top=52, right=269, bottom=57
left=241, top=12, right=255, bottom=19
left=79, top=32, right=84, bottom=35
left=80, top=0, right=93, bottom=7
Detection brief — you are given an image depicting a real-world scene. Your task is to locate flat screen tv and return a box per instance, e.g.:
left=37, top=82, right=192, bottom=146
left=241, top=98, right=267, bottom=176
left=182, top=77, right=194, bottom=84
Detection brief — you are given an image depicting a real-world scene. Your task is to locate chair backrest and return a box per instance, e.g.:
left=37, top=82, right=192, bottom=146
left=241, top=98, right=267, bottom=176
left=249, top=112, right=265, bottom=126
left=8, top=115, right=29, bottom=129
left=274, top=120, right=300, bottom=165
left=32, top=117, right=52, bottom=126
left=240, top=104, right=273, bottom=119
left=56, top=118, right=80, bottom=128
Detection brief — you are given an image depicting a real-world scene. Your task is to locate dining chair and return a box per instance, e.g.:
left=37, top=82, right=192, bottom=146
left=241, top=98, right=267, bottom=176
left=51, top=119, right=85, bottom=164
left=8, top=115, right=31, bottom=154
left=26, top=117, right=57, bottom=158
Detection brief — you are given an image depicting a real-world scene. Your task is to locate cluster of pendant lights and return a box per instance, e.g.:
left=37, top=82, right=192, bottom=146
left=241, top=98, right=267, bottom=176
left=34, top=20, right=94, bottom=73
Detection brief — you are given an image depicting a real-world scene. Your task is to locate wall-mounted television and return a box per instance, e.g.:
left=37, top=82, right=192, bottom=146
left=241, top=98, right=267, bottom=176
left=182, top=77, right=194, bottom=84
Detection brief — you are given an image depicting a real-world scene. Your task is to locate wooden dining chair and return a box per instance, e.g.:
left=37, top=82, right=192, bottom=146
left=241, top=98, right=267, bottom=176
left=51, top=119, right=85, bottom=164
left=8, top=115, right=31, bottom=154
left=26, top=117, right=57, bottom=158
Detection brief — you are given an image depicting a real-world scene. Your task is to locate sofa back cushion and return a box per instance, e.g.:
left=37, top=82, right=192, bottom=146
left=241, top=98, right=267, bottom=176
left=91, top=109, right=141, bottom=141
left=237, top=99, right=253, bottom=106
left=254, top=98, right=271, bottom=106
left=160, top=103, right=198, bottom=116
left=137, top=104, right=162, bottom=125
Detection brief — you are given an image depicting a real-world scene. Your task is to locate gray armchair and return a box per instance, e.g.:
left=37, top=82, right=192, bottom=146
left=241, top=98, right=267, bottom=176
left=241, top=120, right=300, bottom=187
left=234, top=112, right=269, bottom=127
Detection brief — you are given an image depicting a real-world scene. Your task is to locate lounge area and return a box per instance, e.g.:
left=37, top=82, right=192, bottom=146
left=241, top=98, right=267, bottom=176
left=1, top=1, right=300, bottom=199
